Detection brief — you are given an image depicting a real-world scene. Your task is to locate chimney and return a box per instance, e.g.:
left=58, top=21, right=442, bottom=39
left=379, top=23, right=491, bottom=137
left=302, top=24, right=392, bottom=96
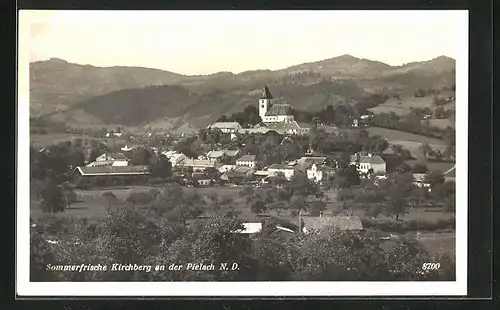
left=319, top=211, right=323, bottom=218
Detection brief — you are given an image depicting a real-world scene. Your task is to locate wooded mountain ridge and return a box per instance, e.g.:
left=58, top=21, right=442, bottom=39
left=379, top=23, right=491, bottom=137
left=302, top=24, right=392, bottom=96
left=30, top=55, right=455, bottom=131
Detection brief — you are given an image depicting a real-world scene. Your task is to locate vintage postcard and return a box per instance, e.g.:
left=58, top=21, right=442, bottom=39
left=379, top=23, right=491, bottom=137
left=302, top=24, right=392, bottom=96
left=17, top=10, right=468, bottom=296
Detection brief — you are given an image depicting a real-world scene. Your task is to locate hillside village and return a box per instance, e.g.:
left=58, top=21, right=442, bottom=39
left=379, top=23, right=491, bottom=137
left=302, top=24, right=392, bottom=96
left=30, top=66, right=457, bottom=282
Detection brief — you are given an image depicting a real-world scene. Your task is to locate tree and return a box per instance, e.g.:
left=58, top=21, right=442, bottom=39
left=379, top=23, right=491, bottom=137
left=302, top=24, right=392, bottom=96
left=61, top=182, right=77, bottom=209
left=148, top=154, right=172, bottom=178
left=385, top=189, right=409, bottom=220
left=424, top=170, right=445, bottom=189
left=434, top=106, right=445, bottom=119
left=411, top=162, right=428, bottom=174
left=308, top=201, right=326, bottom=216
left=40, top=179, right=66, bottom=214
left=130, top=148, right=153, bottom=165
left=249, top=194, right=267, bottom=215
left=419, top=143, right=432, bottom=161
left=102, top=191, right=119, bottom=211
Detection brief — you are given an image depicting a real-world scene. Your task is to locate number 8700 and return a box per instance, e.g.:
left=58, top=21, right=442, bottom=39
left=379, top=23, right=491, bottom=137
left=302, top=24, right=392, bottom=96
left=421, top=263, right=441, bottom=270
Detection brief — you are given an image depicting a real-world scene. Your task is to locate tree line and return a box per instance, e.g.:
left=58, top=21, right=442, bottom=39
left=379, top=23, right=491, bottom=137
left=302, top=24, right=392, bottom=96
left=31, top=184, right=455, bottom=282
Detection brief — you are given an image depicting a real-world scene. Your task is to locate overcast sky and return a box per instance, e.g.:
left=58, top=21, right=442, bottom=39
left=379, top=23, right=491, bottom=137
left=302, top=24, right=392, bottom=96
left=21, top=10, right=467, bottom=75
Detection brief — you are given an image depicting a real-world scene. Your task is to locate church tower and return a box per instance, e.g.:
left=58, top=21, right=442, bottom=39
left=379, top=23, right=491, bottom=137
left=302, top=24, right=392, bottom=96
left=259, top=85, right=273, bottom=121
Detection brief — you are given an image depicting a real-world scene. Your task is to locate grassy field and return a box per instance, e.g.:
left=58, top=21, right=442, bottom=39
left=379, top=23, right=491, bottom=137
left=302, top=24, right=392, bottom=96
left=367, top=127, right=447, bottom=160
left=406, top=160, right=455, bottom=173
left=428, top=118, right=454, bottom=129
left=368, top=96, right=435, bottom=117
left=368, top=96, right=456, bottom=118
left=412, top=232, right=455, bottom=257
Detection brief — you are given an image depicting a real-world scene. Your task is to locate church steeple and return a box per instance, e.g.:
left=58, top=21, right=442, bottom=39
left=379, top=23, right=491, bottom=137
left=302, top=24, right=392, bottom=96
left=258, top=85, right=273, bottom=121
left=260, top=85, right=273, bottom=99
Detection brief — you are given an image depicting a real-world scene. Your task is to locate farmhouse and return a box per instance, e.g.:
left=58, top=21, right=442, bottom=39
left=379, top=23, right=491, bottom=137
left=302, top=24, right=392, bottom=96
left=206, top=149, right=240, bottom=161
left=95, top=153, right=127, bottom=162
left=302, top=215, right=364, bottom=233
left=197, top=179, right=212, bottom=187
left=254, top=121, right=311, bottom=135
left=207, top=122, right=242, bottom=133
left=306, top=164, right=336, bottom=184
left=350, top=154, right=386, bottom=175
left=412, top=173, right=431, bottom=188
left=236, top=155, right=257, bottom=168
left=161, top=150, right=189, bottom=167
left=234, top=223, right=263, bottom=234
left=296, top=156, right=327, bottom=171
left=267, top=164, right=296, bottom=180
left=180, top=158, right=217, bottom=172
left=76, top=165, right=149, bottom=176
left=87, top=152, right=128, bottom=167
left=220, top=166, right=254, bottom=183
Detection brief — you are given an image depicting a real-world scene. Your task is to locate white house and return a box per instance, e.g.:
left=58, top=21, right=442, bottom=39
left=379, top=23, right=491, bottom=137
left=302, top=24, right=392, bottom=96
left=306, top=164, right=336, bottom=184
left=180, top=158, right=217, bottom=172
left=161, top=150, right=188, bottom=167
left=412, top=173, right=431, bottom=189
left=350, top=154, right=386, bottom=175
left=218, top=164, right=237, bottom=173
left=95, top=153, right=127, bottom=162
left=236, top=155, right=257, bottom=168
left=268, top=164, right=295, bottom=180
left=207, top=122, right=242, bottom=133
left=120, top=145, right=136, bottom=152
left=206, top=149, right=240, bottom=161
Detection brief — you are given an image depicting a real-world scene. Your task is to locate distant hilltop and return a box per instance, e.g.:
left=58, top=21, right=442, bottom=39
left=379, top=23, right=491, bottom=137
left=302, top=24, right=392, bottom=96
left=29, top=54, right=455, bottom=131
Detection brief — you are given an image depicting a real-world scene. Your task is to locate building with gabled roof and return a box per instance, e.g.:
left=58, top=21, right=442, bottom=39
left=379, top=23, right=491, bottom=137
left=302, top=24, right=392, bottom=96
left=302, top=215, right=363, bottom=233
left=307, top=163, right=336, bottom=184
left=236, top=154, right=257, bottom=168
left=350, top=154, right=386, bottom=175
left=206, top=149, right=240, bottom=161
left=267, top=163, right=296, bottom=180
left=76, top=165, right=149, bottom=176
left=207, top=122, right=242, bottom=133
left=444, top=165, right=456, bottom=182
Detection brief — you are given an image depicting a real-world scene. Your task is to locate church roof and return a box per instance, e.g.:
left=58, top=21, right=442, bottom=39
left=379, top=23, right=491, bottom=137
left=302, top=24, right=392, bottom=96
left=265, top=104, right=293, bottom=116
left=260, top=85, right=273, bottom=99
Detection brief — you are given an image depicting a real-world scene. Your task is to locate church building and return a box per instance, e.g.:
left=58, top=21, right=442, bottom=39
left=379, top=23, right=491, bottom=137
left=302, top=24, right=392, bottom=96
left=259, top=85, right=295, bottom=123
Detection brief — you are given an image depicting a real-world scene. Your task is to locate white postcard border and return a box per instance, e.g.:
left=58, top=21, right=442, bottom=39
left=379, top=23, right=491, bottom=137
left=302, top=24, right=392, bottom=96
left=16, top=10, right=468, bottom=297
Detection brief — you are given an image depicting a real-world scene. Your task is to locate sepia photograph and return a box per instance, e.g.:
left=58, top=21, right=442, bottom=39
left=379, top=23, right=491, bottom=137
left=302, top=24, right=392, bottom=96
left=17, top=10, right=468, bottom=296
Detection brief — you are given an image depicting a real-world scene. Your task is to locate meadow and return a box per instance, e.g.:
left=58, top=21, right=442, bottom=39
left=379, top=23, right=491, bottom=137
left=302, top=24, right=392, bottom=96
left=367, top=96, right=435, bottom=117
left=367, top=127, right=447, bottom=160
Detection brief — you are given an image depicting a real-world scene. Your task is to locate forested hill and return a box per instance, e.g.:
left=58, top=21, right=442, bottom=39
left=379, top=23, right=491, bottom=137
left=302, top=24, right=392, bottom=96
left=31, top=55, right=455, bottom=130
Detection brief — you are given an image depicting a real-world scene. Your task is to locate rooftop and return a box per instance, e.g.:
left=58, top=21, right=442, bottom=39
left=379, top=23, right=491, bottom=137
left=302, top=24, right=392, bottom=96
left=208, top=122, right=242, bottom=130
left=77, top=165, right=149, bottom=176
left=350, top=154, right=386, bottom=165
left=268, top=163, right=294, bottom=170
left=207, top=149, right=240, bottom=158
left=302, top=216, right=364, bottom=232
left=237, top=154, right=257, bottom=162
left=297, top=156, right=327, bottom=168
left=265, top=104, right=293, bottom=116
left=260, top=85, right=273, bottom=100
left=444, top=166, right=456, bottom=178
left=181, top=158, right=217, bottom=168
